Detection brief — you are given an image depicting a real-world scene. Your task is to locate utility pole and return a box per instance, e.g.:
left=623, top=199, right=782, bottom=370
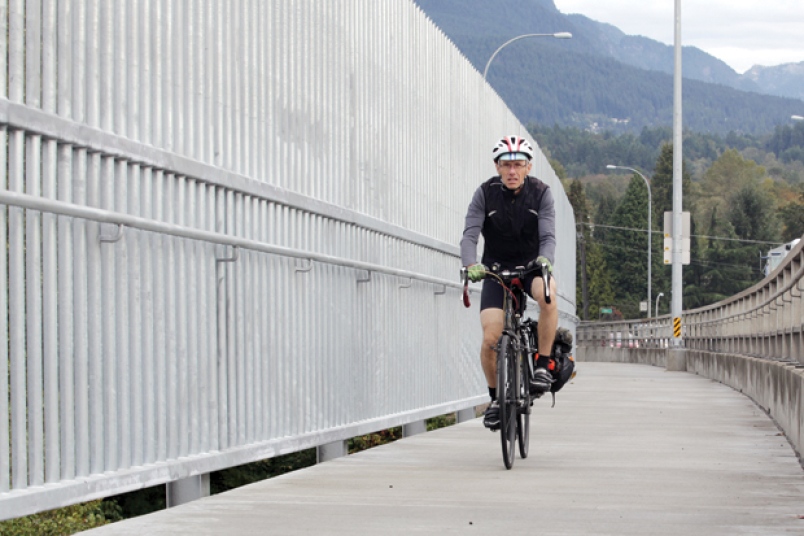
left=669, top=0, right=686, bottom=371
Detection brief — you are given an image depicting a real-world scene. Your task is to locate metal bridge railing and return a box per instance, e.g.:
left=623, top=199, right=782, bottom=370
left=578, top=236, right=804, bottom=364
left=0, top=0, right=578, bottom=521
left=0, top=182, right=487, bottom=521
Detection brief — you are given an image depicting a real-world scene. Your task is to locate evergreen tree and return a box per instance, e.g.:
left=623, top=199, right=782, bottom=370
left=604, top=176, right=651, bottom=318
left=567, top=179, right=589, bottom=318
left=728, top=182, right=780, bottom=244
left=651, top=142, right=693, bottom=218
left=683, top=216, right=709, bottom=309
left=593, top=191, right=618, bottom=248
left=585, top=237, right=616, bottom=319
left=700, top=207, right=754, bottom=300
left=566, top=179, right=615, bottom=319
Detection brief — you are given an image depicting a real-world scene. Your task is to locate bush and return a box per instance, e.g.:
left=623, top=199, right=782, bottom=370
left=0, top=501, right=110, bottom=535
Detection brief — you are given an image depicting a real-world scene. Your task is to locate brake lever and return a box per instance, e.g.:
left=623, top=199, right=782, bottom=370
left=460, top=267, right=471, bottom=308
left=541, top=265, right=551, bottom=305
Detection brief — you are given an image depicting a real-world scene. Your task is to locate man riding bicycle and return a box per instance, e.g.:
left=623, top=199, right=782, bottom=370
left=460, top=135, right=558, bottom=430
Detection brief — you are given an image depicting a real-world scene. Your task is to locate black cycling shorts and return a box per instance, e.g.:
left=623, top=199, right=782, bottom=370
left=479, top=271, right=540, bottom=311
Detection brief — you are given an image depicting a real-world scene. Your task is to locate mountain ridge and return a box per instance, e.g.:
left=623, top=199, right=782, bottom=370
left=413, top=0, right=804, bottom=134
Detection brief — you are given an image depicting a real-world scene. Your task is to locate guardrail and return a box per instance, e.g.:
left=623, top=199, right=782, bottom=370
left=578, top=236, right=803, bottom=364
left=576, top=316, right=674, bottom=350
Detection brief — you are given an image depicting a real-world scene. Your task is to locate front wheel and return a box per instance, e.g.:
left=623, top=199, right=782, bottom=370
left=497, top=334, right=517, bottom=469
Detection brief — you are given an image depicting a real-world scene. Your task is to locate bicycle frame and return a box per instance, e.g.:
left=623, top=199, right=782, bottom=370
left=461, top=263, right=550, bottom=468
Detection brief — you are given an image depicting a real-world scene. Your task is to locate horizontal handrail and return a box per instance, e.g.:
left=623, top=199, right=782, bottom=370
left=577, top=235, right=803, bottom=361
left=0, top=189, right=463, bottom=290
left=0, top=189, right=585, bottom=306
left=0, top=97, right=460, bottom=259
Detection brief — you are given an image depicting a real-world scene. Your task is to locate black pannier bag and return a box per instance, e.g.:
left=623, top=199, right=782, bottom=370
left=550, top=327, right=575, bottom=393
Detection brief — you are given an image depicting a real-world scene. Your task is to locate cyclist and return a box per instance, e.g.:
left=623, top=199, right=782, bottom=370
left=460, top=135, right=558, bottom=430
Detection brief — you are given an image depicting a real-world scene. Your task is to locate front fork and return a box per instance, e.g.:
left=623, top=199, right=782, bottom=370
left=520, top=321, right=537, bottom=380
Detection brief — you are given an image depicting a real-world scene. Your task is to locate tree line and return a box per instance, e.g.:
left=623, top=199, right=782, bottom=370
left=546, top=125, right=804, bottom=320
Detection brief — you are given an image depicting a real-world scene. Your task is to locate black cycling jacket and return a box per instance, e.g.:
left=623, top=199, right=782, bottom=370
left=460, top=175, right=556, bottom=267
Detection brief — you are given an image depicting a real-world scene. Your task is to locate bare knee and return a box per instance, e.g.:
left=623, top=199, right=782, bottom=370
left=482, top=325, right=501, bottom=350
left=540, top=297, right=558, bottom=314
left=532, top=277, right=558, bottom=312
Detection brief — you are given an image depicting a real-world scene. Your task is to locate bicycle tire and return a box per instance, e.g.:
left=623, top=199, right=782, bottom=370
left=517, top=344, right=531, bottom=459
left=497, top=334, right=517, bottom=470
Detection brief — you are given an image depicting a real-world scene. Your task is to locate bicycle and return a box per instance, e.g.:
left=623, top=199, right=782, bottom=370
left=461, top=262, right=552, bottom=469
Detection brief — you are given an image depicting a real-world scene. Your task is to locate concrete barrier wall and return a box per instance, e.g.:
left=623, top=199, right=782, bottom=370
left=685, top=351, right=803, bottom=461
left=577, top=346, right=666, bottom=367
left=577, top=346, right=804, bottom=460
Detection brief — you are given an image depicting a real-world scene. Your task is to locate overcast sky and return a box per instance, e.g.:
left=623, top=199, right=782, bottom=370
left=552, top=0, right=804, bottom=74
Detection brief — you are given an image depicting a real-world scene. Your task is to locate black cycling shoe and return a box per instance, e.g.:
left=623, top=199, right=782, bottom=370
left=529, top=367, right=554, bottom=396
left=483, top=400, right=500, bottom=430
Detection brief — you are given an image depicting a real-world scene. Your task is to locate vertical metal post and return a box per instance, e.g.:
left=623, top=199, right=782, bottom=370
left=669, top=0, right=686, bottom=370
left=166, top=474, right=210, bottom=508
left=403, top=420, right=426, bottom=437
left=317, top=440, right=348, bottom=463
left=456, top=408, right=476, bottom=423
left=0, top=0, right=9, bottom=496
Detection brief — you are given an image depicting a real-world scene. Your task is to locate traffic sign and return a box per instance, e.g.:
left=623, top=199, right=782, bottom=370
left=663, top=211, right=691, bottom=265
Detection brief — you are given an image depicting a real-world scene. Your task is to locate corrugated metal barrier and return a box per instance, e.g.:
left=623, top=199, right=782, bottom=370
left=0, top=0, right=577, bottom=519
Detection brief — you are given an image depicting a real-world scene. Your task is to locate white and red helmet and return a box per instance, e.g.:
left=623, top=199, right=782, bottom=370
left=492, top=135, right=535, bottom=162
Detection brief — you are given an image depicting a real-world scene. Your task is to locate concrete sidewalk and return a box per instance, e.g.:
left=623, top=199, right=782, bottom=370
left=84, top=362, right=804, bottom=535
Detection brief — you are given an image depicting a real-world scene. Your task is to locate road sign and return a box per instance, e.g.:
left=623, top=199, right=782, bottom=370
left=663, top=211, right=691, bottom=265
left=600, top=307, right=613, bottom=314
left=673, top=317, right=681, bottom=338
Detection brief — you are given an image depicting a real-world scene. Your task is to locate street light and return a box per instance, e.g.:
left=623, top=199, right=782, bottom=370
left=793, top=115, right=804, bottom=121
left=606, top=164, right=653, bottom=318
left=483, top=32, right=572, bottom=81
left=655, top=292, right=664, bottom=318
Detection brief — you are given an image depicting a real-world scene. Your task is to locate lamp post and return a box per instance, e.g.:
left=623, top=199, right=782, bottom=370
left=483, top=32, right=572, bottom=81
left=606, top=165, right=652, bottom=318
left=655, top=292, right=664, bottom=318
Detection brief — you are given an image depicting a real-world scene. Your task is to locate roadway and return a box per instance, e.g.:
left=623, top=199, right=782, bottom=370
left=83, top=362, right=804, bottom=535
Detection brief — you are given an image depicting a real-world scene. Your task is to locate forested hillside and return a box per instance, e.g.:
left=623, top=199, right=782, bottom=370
left=544, top=123, right=804, bottom=319
left=414, top=0, right=804, bottom=134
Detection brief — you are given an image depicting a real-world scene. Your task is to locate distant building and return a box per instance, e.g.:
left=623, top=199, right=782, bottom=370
left=763, top=239, right=801, bottom=277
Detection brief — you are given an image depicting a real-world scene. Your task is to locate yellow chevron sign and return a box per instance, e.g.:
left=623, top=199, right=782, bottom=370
left=673, top=317, right=682, bottom=338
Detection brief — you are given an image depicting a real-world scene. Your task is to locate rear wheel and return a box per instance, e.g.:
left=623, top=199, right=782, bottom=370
left=497, top=334, right=517, bottom=469
left=517, top=346, right=531, bottom=459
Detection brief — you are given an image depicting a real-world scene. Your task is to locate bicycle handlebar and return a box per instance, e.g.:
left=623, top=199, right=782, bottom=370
left=460, top=262, right=552, bottom=308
